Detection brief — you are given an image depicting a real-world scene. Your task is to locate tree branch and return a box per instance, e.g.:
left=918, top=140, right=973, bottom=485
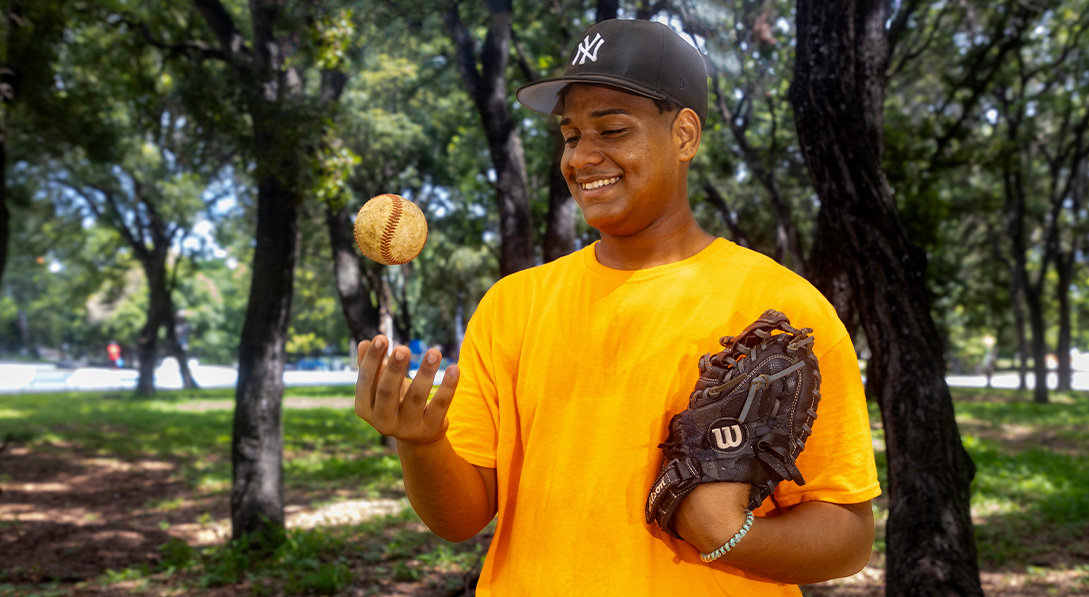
left=443, top=4, right=483, bottom=103
left=510, top=30, right=538, bottom=83
left=117, top=14, right=228, bottom=63
left=191, top=0, right=249, bottom=60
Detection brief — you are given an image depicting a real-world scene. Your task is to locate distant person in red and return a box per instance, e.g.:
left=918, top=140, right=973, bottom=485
left=107, top=341, right=123, bottom=368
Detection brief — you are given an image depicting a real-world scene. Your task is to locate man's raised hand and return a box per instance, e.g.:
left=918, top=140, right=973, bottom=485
left=354, top=335, right=459, bottom=446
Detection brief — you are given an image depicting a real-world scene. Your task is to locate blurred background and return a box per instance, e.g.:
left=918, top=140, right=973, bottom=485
left=1, top=0, right=1087, bottom=595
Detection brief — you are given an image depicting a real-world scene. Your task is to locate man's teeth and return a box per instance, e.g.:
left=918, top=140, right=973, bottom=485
left=582, top=177, right=619, bottom=190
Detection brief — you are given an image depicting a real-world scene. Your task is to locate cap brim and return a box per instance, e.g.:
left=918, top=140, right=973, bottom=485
left=517, top=75, right=668, bottom=117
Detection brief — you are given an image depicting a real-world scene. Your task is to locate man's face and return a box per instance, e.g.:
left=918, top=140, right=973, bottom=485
left=559, top=84, right=690, bottom=238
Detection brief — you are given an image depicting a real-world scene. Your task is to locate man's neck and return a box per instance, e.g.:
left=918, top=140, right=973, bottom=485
left=594, top=221, right=716, bottom=270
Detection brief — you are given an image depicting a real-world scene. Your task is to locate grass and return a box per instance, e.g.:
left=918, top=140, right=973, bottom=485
left=0, top=387, right=394, bottom=494
left=1, top=385, right=1087, bottom=594
left=953, top=389, right=1089, bottom=569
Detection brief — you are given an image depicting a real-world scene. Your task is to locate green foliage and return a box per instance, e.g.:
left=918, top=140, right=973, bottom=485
left=952, top=390, right=1089, bottom=566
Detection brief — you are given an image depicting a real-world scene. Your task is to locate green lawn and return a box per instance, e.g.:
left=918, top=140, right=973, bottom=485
left=1, top=386, right=1087, bottom=595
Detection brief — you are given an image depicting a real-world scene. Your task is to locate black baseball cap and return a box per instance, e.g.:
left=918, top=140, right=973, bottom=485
left=517, top=19, right=708, bottom=126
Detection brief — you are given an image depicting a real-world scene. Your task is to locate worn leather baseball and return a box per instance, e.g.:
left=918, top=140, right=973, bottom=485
left=353, top=194, right=428, bottom=266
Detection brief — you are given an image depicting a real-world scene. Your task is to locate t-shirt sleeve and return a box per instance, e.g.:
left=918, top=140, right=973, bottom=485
left=445, top=290, right=501, bottom=470
left=763, top=331, right=881, bottom=511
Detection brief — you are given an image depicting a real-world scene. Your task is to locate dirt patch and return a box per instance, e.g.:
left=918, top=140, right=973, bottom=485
left=0, top=444, right=181, bottom=583
left=0, top=438, right=431, bottom=593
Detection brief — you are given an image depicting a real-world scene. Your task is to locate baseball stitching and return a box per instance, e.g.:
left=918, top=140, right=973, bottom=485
left=380, top=195, right=404, bottom=264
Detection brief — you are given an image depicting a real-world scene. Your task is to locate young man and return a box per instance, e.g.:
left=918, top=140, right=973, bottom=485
left=354, top=18, right=879, bottom=595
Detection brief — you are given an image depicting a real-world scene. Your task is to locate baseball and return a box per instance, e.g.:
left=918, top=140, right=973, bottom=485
left=353, top=193, right=429, bottom=266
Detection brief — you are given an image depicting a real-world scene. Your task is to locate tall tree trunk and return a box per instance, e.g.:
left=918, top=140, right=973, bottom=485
left=807, top=215, right=858, bottom=340
left=135, top=249, right=171, bottom=396
left=189, top=0, right=332, bottom=547
left=0, top=0, right=18, bottom=292
left=1025, top=287, right=1050, bottom=403
left=445, top=1, right=534, bottom=276
left=0, top=133, right=7, bottom=290
left=1002, top=128, right=1049, bottom=403
left=544, top=126, right=576, bottom=261
left=1055, top=253, right=1073, bottom=392
left=595, top=0, right=618, bottom=21
left=1012, top=280, right=1030, bottom=390
left=789, top=1, right=982, bottom=595
left=326, top=204, right=381, bottom=345
left=164, top=302, right=198, bottom=390
left=230, top=119, right=299, bottom=542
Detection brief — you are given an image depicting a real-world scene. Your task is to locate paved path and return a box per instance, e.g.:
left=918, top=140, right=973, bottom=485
left=0, top=359, right=449, bottom=393
left=1, top=361, right=1085, bottom=393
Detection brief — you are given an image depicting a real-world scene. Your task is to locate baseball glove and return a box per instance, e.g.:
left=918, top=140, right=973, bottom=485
left=645, top=309, right=821, bottom=539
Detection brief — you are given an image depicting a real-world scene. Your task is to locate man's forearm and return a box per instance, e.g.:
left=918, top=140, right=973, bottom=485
left=674, top=484, right=874, bottom=584
left=397, top=437, right=497, bottom=542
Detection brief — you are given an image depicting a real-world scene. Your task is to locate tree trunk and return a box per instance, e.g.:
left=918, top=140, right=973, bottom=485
left=543, top=126, right=576, bottom=262
left=1055, top=253, right=1072, bottom=392
left=805, top=206, right=857, bottom=339
left=135, top=249, right=172, bottom=397
left=164, top=305, right=198, bottom=390
left=0, top=133, right=7, bottom=290
left=1025, top=287, right=1050, bottom=403
left=789, top=1, right=982, bottom=595
left=702, top=180, right=752, bottom=249
left=0, top=1, right=18, bottom=292
left=1011, top=280, right=1030, bottom=390
left=393, top=262, right=411, bottom=342
left=326, top=204, right=381, bottom=345
left=230, top=117, right=299, bottom=544
left=1002, top=125, right=1049, bottom=403
left=445, top=2, right=534, bottom=276
left=595, top=0, right=618, bottom=21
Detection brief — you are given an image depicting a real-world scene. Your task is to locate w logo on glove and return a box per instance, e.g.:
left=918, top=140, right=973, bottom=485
left=709, top=419, right=745, bottom=451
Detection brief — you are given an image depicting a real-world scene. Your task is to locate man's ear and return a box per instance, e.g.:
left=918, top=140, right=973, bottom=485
left=673, top=108, right=702, bottom=162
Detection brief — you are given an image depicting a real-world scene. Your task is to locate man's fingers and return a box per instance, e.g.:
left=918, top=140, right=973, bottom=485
left=374, top=345, right=410, bottom=420
left=354, top=337, right=387, bottom=416
left=423, top=365, right=459, bottom=430
left=402, top=349, right=442, bottom=413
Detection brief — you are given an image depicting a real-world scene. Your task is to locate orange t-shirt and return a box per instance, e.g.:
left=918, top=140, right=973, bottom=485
left=446, top=239, right=880, bottom=595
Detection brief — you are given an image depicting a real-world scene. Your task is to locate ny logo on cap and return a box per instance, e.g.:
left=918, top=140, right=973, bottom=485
left=572, top=33, right=605, bottom=65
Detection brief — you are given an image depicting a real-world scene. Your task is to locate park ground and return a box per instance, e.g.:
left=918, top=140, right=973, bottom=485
left=0, top=386, right=1087, bottom=596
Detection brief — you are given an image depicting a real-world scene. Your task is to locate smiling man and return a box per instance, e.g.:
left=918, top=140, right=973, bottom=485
left=354, top=18, right=880, bottom=595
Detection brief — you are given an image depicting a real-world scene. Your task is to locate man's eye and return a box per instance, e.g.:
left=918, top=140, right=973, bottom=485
left=603, top=128, right=627, bottom=136
left=564, top=136, right=579, bottom=146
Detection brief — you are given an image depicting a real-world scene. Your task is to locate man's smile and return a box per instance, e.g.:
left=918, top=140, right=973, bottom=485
left=580, top=176, right=621, bottom=191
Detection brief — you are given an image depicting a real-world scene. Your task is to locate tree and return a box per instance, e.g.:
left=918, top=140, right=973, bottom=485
left=124, top=0, right=354, bottom=544
left=54, top=87, right=228, bottom=394
left=991, top=9, right=1089, bottom=399
left=445, top=0, right=534, bottom=276
left=789, top=0, right=982, bottom=593
left=1, top=0, right=112, bottom=291
left=682, top=0, right=811, bottom=276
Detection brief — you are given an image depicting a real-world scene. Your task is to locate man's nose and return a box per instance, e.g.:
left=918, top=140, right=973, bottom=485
left=566, top=138, right=604, bottom=170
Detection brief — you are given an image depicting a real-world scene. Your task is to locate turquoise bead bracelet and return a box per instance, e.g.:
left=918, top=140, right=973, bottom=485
left=700, top=510, right=755, bottom=563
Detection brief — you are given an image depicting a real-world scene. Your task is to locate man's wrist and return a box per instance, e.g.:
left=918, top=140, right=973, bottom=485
left=673, top=483, right=752, bottom=553
left=395, top=434, right=449, bottom=460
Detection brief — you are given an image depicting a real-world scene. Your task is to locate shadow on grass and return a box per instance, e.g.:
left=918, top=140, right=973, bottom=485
left=0, top=390, right=392, bottom=493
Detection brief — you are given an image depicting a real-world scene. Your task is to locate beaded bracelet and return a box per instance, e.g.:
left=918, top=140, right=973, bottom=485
left=700, top=510, right=755, bottom=563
